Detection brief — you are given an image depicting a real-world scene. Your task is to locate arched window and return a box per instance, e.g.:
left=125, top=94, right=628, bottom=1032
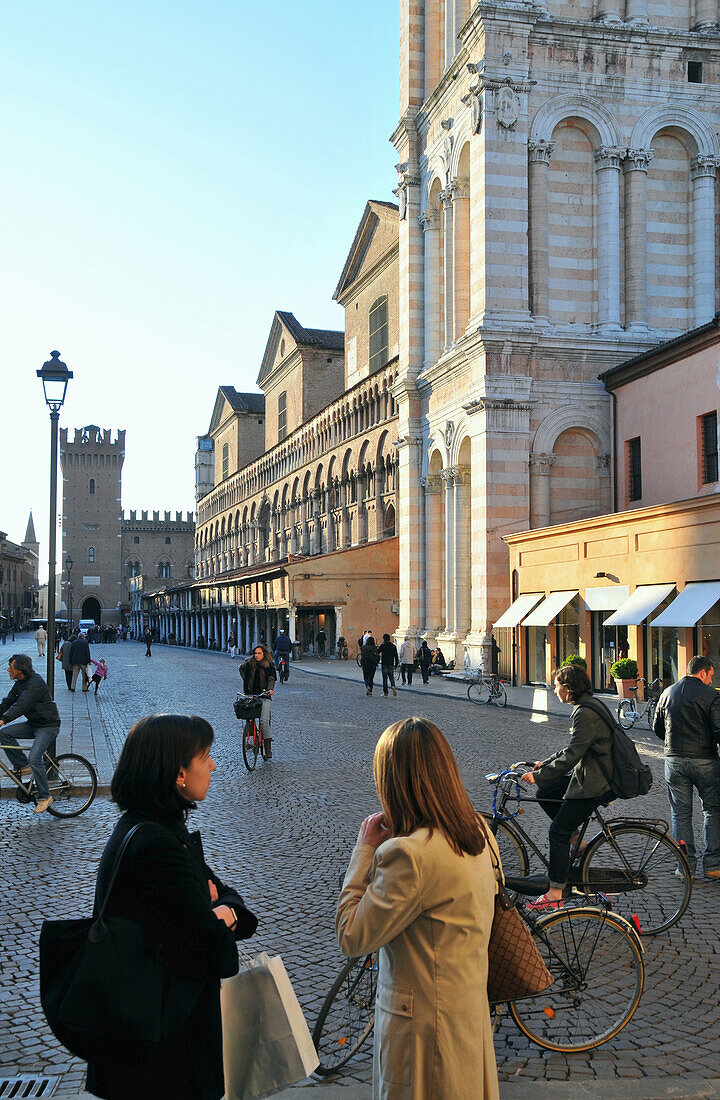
left=278, top=391, right=287, bottom=443
left=88, top=547, right=95, bottom=563
left=89, top=479, right=95, bottom=495
left=222, top=442, right=229, bottom=481
left=369, top=296, right=389, bottom=373
left=158, top=561, right=171, bottom=579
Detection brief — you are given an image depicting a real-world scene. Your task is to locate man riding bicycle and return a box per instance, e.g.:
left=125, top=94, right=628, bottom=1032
left=0, top=654, right=60, bottom=813
left=273, top=629, right=292, bottom=681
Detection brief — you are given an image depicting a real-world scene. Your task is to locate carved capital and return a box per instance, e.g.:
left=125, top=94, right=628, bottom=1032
left=594, top=145, right=624, bottom=171
left=394, top=434, right=423, bottom=451
left=624, top=148, right=654, bottom=173
left=691, top=154, right=718, bottom=180
left=438, top=186, right=453, bottom=208
left=528, top=139, right=554, bottom=165
left=419, top=209, right=441, bottom=232
left=596, top=453, right=611, bottom=474
left=450, top=175, right=470, bottom=201
left=530, top=451, right=556, bottom=474
left=421, top=474, right=442, bottom=494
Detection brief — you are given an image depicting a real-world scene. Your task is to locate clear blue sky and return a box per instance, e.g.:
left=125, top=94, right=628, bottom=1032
left=1, top=1, right=399, bottom=581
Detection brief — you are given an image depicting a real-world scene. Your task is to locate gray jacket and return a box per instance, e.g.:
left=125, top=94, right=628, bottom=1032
left=535, top=693, right=613, bottom=800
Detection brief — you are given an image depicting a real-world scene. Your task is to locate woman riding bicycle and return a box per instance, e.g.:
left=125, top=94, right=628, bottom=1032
left=521, top=663, right=613, bottom=911
left=239, top=645, right=276, bottom=757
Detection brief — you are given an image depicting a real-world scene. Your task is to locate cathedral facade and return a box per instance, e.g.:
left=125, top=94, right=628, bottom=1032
left=391, top=0, right=720, bottom=665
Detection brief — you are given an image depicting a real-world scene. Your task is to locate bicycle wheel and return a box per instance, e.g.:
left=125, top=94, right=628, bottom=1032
left=468, top=680, right=490, bottom=704
left=241, top=721, right=259, bottom=771
left=646, top=700, right=656, bottom=728
left=479, top=812, right=529, bottom=901
left=617, top=700, right=636, bottom=730
left=356, top=654, right=363, bottom=668
left=509, top=907, right=644, bottom=1052
left=579, top=823, right=691, bottom=935
left=494, top=685, right=507, bottom=708
left=46, top=754, right=98, bottom=818
left=313, top=954, right=376, bottom=1075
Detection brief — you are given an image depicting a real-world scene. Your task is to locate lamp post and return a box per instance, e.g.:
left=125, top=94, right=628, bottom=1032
left=66, top=554, right=74, bottom=634
left=37, top=351, right=73, bottom=697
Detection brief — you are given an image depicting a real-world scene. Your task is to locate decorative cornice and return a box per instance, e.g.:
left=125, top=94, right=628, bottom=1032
left=394, top=435, right=423, bottom=451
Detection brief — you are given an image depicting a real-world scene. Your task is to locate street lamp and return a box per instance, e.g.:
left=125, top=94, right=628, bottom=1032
left=37, top=351, right=73, bottom=697
left=66, top=554, right=74, bottom=634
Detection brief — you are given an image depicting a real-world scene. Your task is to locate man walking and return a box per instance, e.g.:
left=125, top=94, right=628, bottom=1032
left=398, top=635, right=416, bottom=686
left=144, top=627, right=153, bottom=658
left=35, top=624, right=47, bottom=657
left=653, top=655, right=720, bottom=880
left=378, top=633, right=399, bottom=697
left=69, top=631, right=91, bottom=692
left=0, top=654, right=60, bottom=813
left=273, top=629, right=292, bottom=680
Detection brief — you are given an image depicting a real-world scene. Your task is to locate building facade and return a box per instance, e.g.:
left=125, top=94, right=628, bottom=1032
left=60, top=425, right=195, bottom=629
left=391, top=0, right=720, bottom=667
left=0, top=514, right=39, bottom=631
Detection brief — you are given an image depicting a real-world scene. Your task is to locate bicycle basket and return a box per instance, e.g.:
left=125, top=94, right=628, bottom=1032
left=234, top=697, right=262, bottom=720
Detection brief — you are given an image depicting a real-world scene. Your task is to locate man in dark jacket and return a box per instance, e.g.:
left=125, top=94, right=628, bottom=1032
left=654, top=655, right=720, bottom=879
left=378, top=633, right=399, bottom=697
left=0, top=654, right=60, bottom=813
left=69, top=632, right=91, bottom=691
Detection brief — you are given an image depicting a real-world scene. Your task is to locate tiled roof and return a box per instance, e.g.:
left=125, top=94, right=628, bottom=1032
left=274, top=312, right=344, bottom=350
left=218, top=387, right=265, bottom=414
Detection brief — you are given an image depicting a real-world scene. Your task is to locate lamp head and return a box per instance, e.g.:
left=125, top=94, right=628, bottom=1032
left=37, top=350, right=73, bottom=410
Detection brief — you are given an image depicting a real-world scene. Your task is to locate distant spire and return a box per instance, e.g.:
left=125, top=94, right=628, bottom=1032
left=24, top=511, right=37, bottom=544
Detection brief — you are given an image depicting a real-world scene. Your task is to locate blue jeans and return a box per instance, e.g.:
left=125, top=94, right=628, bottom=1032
left=3, top=721, right=60, bottom=799
left=381, top=666, right=396, bottom=693
left=664, top=756, right=720, bottom=874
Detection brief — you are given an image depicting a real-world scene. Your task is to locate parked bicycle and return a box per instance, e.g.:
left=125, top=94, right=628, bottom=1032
left=617, top=677, right=662, bottom=730
left=482, top=762, right=692, bottom=935
left=467, top=671, right=507, bottom=707
left=0, top=742, right=97, bottom=818
left=313, top=876, right=644, bottom=1071
left=234, top=692, right=272, bottom=771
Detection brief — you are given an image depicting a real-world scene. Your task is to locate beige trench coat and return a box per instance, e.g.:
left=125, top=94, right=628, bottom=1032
left=336, top=827, right=500, bottom=1100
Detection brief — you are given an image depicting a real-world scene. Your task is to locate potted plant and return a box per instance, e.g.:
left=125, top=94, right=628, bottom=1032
left=610, top=658, right=638, bottom=699
left=561, top=654, right=587, bottom=670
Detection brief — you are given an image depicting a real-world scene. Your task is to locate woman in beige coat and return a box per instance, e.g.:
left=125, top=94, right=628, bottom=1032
left=336, top=717, right=501, bottom=1100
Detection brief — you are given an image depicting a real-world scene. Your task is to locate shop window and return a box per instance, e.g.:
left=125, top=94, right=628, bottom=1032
left=700, top=411, right=718, bottom=484
left=278, top=391, right=287, bottom=443
left=697, top=598, right=720, bottom=677
left=627, top=438, right=642, bottom=502
left=555, top=597, right=580, bottom=668
left=369, top=296, right=389, bottom=374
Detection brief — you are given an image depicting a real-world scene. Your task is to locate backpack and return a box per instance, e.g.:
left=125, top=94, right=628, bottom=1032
left=579, top=698, right=653, bottom=800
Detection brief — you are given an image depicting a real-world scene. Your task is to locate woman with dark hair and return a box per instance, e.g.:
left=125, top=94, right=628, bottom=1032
left=521, top=663, right=613, bottom=910
left=336, top=717, right=501, bottom=1099
left=239, top=643, right=276, bottom=756
left=86, top=714, right=258, bottom=1100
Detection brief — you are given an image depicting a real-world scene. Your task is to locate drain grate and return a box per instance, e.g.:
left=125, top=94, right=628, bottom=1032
left=0, top=1078, right=60, bottom=1098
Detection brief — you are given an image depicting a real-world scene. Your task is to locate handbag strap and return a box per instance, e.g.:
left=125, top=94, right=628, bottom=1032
left=94, top=821, right=154, bottom=921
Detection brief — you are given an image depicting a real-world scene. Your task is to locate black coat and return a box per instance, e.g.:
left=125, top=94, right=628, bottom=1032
left=654, top=675, right=720, bottom=758
left=360, top=643, right=380, bottom=670
left=69, top=637, right=91, bottom=666
left=239, top=658, right=276, bottom=695
left=0, top=672, right=60, bottom=727
left=85, top=810, right=258, bottom=1100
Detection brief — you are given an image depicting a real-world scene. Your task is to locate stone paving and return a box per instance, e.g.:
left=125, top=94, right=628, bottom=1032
left=1, top=638, right=719, bottom=1097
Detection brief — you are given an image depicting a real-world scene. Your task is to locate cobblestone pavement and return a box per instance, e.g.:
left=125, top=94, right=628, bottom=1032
left=1, top=639, right=719, bottom=1097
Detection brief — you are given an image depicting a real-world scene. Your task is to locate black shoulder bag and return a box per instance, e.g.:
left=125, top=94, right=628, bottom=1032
left=40, top=821, right=202, bottom=1067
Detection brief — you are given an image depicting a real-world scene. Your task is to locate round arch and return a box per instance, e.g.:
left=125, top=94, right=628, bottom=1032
left=532, top=406, right=610, bottom=455
left=631, top=105, right=719, bottom=158
left=529, top=94, right=622, bottom=148
left=81, top=596, right=102, bottom=624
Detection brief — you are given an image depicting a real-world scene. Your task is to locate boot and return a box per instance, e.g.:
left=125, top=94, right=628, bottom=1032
left=263, top=738, right=273, bottom=759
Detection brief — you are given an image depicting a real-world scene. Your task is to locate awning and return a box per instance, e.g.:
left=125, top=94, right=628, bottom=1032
left=493, top=593, right=544, bottom=629
left=603, top=583, right=675, bottom=627
left=584, top=585, right=630, bottom=612
left=651, top=581, right=720, bottom=628
left=522, top=590, right=579, bottom=627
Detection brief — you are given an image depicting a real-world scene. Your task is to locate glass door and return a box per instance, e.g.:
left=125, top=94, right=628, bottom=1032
left=591, top=616, right=629, bottom=693
left=525, top=626, right=547, bottom=684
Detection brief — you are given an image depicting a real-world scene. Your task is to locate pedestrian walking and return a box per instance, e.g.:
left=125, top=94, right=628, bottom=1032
left=336, top=717, right=501, bottom=1100
left=144, top=628, right=153, bottom=658
left=377, top=633, right=399, bottom=697
left=418, top=640, right=432, bottom=684
left=85, top=714, right=258, bottom=1100
left=35, top=624, right=47, bottom=657
left=653, top=655, right=720, bottom=880
left=0, top=653, right=60, bottom=814
left=359, top=636, right=380, bottom=696
left=398, top=636, right=416, bottom=685
left=315, top=628, right=327, bottom=657
left=57, top=633, right=77, bottom=690
left=90, top=657, right=108, bottom=695
left=227, top=632, right=238, bottom=658
left=69, top=632, right=91, bottom=692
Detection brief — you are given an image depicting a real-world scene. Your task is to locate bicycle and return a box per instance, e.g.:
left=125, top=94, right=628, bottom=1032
left=275, top=655, right=289, bottom=684
left=0, top=742, right=98, bottom=818
left=482, top=763, right=692, bottom=935
left=617, top=677, right=661, bottom=730
left=467, top=671, right=507, bottom=707
left=312, top=876, right=644, bottom=1071
left=234, top=692, right=271, bottom=771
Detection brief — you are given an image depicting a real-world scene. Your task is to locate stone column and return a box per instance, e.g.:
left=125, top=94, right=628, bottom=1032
left=440, top=187, right=454, bottom=351
left=441, top=468, right=456, bottom=635
left=444, top=0, right=455, bottom=68
left=312, top=491, right=322, bottom=554
left=451, top=177, right=470, bottom=339
left=528, top=140, right=554, bottom=322
left=340, top=505, right=350, bottom=549
left=595, top=0, right=622, bottom=21
left=693, top=0, right=717, bottom=28
left=423, top=475, right=443, bottom=633
left=623, top=149, right=653, bottom=330
left=374, top=463, right=384, bottom=540
left=220, top=611, right=227, bottom=650
left=421, top=210, right=442, bottom=368
left=357, top=472, right=368, bottom=544
left=625, top=0, right=649, bottom=24
left=452, top=466, right=470, bottom=636
left=301, top=501, right=310, bottom=555
left=394, top=433, right=425, bottom=640
left=594, top=146, right=623, bottom=330
left=530, top=453, right=556, bottom=527
left=691, top=155, right=717, bottom=325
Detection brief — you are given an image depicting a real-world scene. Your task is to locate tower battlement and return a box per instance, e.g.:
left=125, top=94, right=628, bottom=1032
left=123, top=510, right=195, bottom=530
left=60, top=426, right=126, bottom=451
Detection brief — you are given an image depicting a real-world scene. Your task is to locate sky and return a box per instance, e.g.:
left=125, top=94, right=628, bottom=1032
left=0, top=1, right=399, bottom=581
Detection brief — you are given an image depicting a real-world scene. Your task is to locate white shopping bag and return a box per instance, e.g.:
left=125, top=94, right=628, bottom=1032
left=221, top=951, right=319, bottom=1100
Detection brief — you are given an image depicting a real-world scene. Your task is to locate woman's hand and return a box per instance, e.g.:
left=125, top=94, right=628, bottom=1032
left=358, top=811, right=392, bottom=849
left=208, top=879, right=219, bottom=903
left=521, top=771, right=536, bottom=784
left=213, top=904, right=237, bottom=929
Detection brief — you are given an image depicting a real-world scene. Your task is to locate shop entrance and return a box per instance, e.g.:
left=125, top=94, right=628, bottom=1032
left=591, top=615, right=629, bottom=693
left=296, top=609, right=336, bottom=655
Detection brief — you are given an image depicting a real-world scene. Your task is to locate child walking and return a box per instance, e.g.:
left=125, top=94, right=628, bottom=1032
left=90, top=657, right=108, bottom=695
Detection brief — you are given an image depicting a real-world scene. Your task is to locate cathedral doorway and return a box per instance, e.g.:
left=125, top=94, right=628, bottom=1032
left=81, top=596, right=102, bottom=625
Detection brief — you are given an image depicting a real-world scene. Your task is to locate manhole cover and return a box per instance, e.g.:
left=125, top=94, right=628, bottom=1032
left=0, top=1078, right=60, bottom=1098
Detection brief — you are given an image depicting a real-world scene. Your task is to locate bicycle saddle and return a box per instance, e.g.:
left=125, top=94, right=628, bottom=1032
left=503, top=875, right=550, bottom=897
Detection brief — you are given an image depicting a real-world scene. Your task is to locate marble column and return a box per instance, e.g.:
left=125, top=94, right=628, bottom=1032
left=531, top=453, right=556, bottom=527
left=528, top=140, right=554, bottom=322
left=440, top=187, right=454, bottom=351
left=423, top=475, right=443, bottom=633
left=441, top=468, right=456, bottom=634
left=693, top=0, right=717, bottom=29
left=691, top=155, right=717, bottom=325
left=340, top=505, right=350, bottom=549
left=357, top=472, right=368, bottom=544
left=451, top=176, right=470, bottom=339
left=594, top=0, right=622, bottom=21
left=625, top=0, right=649, bottom=24
left=452, top=467, right=470, bottom=636
left=623, top=149, right=653, bottom=329
left=421, top=210, right=442, bottom=368
left=312, top=491, right=322, bottom=554
left=594, top=146, right=623, bottom=330
left=444, top=0, right=455, bottom=68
